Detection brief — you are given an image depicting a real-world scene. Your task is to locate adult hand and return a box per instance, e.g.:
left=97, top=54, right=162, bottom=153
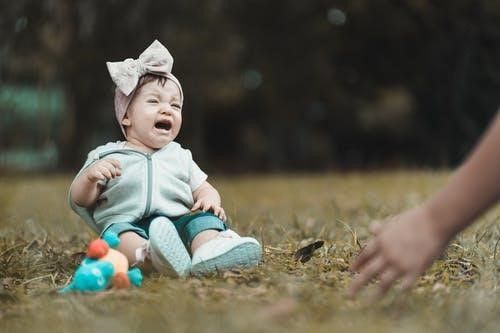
left=348, top=205, right=449, bottom=298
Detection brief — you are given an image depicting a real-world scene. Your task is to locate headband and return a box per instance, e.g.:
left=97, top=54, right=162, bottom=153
left=106, top=40, right=184, bottom=137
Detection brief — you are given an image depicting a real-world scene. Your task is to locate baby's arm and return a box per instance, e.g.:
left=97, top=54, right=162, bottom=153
left=191, top=181, right=227, bottom=221
left=348, top=113, right=500, bottom=298
left=70, top=159, right=122, bottom=207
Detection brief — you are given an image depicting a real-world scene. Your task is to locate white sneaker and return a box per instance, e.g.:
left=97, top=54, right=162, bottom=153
left=191, top=230, right=262, bottom=275
left=148, top=217, right=191, bottom=277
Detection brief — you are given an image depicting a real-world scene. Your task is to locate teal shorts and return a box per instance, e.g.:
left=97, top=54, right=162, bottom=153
left=106, top=212, right=227, bottom=248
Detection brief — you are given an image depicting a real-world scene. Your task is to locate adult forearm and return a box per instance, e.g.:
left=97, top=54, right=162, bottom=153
left=426, top=114, right=500, bottom=240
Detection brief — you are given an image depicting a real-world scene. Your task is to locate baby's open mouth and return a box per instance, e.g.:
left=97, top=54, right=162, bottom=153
left=155, top=120, right=172, bottom=131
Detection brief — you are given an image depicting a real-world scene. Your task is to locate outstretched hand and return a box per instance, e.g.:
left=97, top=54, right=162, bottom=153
left=348, top=206, right=449, bottom=299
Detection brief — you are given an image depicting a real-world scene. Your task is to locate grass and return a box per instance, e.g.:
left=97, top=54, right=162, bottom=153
left=0, top=171, right=499, bottom=332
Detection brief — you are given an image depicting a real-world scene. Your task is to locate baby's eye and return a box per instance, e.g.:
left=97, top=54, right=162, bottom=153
left=171, top=104, right=181, bottom=110
left=147, top=99, right=159, bottom=104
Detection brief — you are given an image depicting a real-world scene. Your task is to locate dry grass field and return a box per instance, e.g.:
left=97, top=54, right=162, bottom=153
left=0, top=172, right=498, bottom=332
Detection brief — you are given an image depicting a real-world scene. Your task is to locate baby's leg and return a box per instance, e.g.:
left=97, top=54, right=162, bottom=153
left=118, top=231, right=153, bottom=273
left=191, top=230, right=219, bottom=254
left=147, top=216, right=191, bottom=277
left=109, top=218, right=191, bottom=277
left=182, top=213, right=261, bottom=275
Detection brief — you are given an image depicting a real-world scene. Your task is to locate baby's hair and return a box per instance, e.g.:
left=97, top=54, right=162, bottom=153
left=137, top=74, right=168, bottom=90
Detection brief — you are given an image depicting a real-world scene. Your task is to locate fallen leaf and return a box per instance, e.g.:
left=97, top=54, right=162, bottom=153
left=294, top=240, right=324, bottom=263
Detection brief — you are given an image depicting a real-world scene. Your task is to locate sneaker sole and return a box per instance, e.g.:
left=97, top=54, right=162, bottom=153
left=191, top=242, right=262, bottom=275
left=149, top=219, right=191, bottom=277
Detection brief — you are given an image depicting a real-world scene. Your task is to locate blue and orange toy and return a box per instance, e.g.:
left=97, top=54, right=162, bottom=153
left=60, top=232, right=142, bottom=293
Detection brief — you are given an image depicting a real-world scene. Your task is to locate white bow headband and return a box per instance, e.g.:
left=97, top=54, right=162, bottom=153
left=106, top=40, right=183, bottom=137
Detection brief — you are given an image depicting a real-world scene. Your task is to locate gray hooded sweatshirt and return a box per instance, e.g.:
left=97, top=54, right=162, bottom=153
left=69, top=141, right=207, bottom=234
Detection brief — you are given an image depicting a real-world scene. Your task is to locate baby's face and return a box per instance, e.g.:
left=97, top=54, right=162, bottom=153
left=123, top=79, right=182, bottom=151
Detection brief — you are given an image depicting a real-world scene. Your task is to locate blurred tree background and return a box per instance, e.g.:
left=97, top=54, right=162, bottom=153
left=1, top=0, right=499, bottom=173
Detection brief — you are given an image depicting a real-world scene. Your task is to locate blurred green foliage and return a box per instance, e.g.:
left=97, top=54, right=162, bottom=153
left=0, top=86, right=62, bottom=169
left=1, top=0, right=499, bottom=171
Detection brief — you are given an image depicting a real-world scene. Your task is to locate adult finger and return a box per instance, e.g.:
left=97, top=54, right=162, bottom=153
left=213, top=206, right=221, bottom=217
left=348, top=255, right=387, bottom=298
left=369, top=221, right=383, bottom=235
left=376, top=267, right=402, bottom=298
left=400, top=272, right=418, bottom=291
left=350, top=239, right=378, bottom=272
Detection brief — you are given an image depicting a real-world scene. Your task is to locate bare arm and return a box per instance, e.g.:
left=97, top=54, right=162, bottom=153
left=70, top=159, right=122, bottom=207
left=348, top=113, right=500, bottom=298
left=192, top=181, right=227, bottom=221
left=427, top=113, right=500, bottom=240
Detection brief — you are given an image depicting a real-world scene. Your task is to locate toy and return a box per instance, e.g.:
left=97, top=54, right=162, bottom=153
left=60, top=232, right=143, bottom=293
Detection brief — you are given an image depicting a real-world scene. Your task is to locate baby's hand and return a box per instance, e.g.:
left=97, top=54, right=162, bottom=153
left=191, top=199, right=227, bottom=221
left=84, top=159, right=122, bottom=184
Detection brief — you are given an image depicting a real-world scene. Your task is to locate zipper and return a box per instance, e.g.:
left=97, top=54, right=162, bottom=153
left=143, top=154, right=153, bottom=218
left=99, top=149, right=153, bottom=219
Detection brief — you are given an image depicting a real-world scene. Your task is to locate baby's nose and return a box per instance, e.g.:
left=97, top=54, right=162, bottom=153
left=159, top=103, right=173, bottom=114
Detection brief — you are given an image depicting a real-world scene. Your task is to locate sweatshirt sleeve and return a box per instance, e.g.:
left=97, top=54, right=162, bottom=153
left=185, top=149, right=208, bottom=191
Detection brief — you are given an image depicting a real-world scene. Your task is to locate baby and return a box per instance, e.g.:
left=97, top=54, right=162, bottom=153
left=69, top=40, right=261, bottom=277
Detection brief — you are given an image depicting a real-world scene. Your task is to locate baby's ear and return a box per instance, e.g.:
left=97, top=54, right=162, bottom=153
left=122, top=116, right=131, bottom=126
